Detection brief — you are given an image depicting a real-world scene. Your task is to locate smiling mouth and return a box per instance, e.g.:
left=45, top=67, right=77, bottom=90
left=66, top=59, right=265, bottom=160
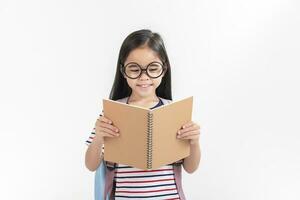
left=137, top=84, right=153, bottom=88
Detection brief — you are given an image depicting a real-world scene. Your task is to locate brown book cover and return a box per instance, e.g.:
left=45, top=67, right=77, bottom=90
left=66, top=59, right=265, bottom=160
left=102, top=96, right=193, bottom=170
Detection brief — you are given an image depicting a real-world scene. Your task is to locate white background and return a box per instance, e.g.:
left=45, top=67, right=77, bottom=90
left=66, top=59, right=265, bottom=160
left=1, top=0, right=300, bottom=199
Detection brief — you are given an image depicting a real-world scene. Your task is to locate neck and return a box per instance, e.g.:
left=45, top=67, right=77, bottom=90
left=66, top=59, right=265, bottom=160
left=128, top=93, right=159, bottom=103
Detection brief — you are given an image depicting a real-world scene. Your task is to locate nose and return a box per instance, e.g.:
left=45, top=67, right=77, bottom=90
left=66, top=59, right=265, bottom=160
left=139, top=69, right=150, bottom=80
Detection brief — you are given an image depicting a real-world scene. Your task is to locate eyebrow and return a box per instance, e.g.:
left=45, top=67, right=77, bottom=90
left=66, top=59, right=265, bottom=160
left=124, top=61, right=162, bottom=66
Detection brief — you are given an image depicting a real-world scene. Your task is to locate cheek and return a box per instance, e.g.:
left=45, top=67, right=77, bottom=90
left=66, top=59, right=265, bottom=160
left=153, top=78, right=162, bottom=88
left=126, top=79, right=136, bottom=88
left=126, top=77, right=133, bottom=85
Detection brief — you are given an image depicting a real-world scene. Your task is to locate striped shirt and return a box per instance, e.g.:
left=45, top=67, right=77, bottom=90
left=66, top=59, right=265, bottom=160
left=114, top=163, right=180, bottom=199
left=85, top=97, right=180, bottom=199
left=85, top=127, right=105, bottom=156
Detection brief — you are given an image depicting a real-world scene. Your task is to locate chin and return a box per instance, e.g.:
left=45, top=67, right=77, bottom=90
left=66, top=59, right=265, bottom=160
left=133, top=89, right=154, bottom=96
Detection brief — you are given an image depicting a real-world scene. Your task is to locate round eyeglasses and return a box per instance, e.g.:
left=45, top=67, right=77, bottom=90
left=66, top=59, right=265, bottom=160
left=120, top=61, right=167, bottom=79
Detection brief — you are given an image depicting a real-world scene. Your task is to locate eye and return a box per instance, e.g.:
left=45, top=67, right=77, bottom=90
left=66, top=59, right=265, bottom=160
left=126, top=64, right=139, bottom=69
left=148, top=63, right=162, bottom=71
left=149, top=68, right=159, bottom=72
left=130, top=69, right=139, bottom=72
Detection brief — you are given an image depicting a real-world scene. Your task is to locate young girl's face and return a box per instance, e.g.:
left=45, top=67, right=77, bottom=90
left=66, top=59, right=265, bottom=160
left=123, top=45, right=165, bottom=100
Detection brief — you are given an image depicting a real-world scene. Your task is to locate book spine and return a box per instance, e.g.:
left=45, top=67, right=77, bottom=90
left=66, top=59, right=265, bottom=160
left=147, top=112, right=153, bottom=169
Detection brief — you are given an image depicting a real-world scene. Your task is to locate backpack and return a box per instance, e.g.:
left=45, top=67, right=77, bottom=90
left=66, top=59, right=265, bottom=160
left=94, top=97, right=187, bottom=200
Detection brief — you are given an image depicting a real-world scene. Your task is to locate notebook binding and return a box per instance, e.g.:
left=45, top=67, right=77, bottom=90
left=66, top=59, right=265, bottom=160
left=147, top=112, right=153, bottom=169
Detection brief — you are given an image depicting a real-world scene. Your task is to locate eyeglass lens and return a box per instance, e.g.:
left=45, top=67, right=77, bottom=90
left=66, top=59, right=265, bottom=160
left=124, top=62, right=164, bottom=78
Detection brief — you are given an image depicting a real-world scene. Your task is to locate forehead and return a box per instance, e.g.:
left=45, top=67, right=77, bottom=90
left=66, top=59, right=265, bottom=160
left=125, top=46, right=161, bottom=65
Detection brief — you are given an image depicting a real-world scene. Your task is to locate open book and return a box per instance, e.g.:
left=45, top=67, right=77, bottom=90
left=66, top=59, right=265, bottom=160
left=102, top=96, right=193, bottom=170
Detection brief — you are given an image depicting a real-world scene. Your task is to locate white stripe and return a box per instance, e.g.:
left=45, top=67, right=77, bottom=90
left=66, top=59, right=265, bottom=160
left=116, top=164, right=173, bottom=172
left=116, top=184, right=177, bottom=192
left=115, top=189, right=180, bottom=197
left=116, top=179, right=176, bottom=187
left=116, top=169, right=174, bottom=177
left=115, top=174, right=175, bottom=181
left=116, top=194, right=180, bottom=200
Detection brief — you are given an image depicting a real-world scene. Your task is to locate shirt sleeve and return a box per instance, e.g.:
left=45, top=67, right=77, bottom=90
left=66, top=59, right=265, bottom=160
left=85, top=127, right=105, bottom=154
left=85, top=111, right=105, bottom=154
left=85, top=127, right=96, bottom=146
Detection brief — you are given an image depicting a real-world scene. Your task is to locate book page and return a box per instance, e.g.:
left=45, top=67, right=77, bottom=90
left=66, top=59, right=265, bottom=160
left=151, top=96, right=193, bottom=169
left=102, top=99, right=149, bottom=169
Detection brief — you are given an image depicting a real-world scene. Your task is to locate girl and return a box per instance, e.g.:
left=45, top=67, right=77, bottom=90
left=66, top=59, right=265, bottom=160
left=85, top=29, right=201, bottom=199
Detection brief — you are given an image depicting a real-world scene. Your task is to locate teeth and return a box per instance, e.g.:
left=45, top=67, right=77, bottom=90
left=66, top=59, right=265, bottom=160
left=139, top=84, right=151, bottom=88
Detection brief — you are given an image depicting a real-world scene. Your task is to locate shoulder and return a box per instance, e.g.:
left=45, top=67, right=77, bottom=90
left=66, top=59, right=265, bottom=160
left=160, top=97, right=172, bottom=105
left=115, top=97, right=129, bottom=103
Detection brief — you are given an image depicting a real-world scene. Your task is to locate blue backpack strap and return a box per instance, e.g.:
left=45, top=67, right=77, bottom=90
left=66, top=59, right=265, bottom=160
left=94, top=161, right=116, bottom=200
left=94, top=160, right=109, bottom=200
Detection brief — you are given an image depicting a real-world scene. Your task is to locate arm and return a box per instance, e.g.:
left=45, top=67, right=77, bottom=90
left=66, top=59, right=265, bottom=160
left=85, top=136, right=104, bottom=172
left=183, top=141, right=201, bottom=173
left=85, top=113, right=119, bottom=172
left=177, top=121, right=201, bottom=174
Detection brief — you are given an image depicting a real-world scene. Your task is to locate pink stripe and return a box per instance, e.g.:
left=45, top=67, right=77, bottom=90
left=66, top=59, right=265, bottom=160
left=117, top=178, right=175, bottom=184
left=117, top=169, right=173, bottom=174
left=115, top=188, right=177, bottom=194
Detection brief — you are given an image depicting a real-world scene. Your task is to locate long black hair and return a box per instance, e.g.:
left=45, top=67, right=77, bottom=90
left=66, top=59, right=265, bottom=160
left=108, top=29, right=172, bottom=101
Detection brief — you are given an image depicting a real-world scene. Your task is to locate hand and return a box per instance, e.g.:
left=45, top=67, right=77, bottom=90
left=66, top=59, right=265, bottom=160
left=95, top=112, right=120, bottom=141
left=177, top=121, right=201, bottom=145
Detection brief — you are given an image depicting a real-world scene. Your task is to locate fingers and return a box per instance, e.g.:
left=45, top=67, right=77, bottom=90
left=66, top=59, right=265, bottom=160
left=95, top=113, right=120, bottom=138
left=99, top=122, right=119, bottom=134
left=98, top=114, right=112, bottom=125
left=179, top=135, right=199, bottom=141
left=178, top=122, right=200, bottom=135
left=181, top=121, right=201, bottom=130
left=181, top=121, right=194, bottom=129
left=96, top=116, right=116, bottom=129
left=177, top=130, right=200, bottom=139
left=97, top=126, right=119, bottom=137
left=100, top=118, right=118, bottom=132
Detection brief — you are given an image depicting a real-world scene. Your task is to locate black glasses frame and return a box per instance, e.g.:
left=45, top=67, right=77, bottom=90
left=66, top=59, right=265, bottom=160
left=120, top=61, right=167, bottom=79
